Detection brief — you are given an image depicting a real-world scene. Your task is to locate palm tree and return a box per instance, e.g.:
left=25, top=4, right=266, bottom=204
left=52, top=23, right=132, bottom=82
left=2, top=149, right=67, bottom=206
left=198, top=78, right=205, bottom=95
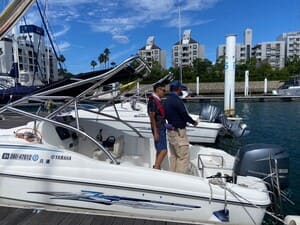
left=111, top=62, right=116, bottom=68
left=104, top=48, right=111, bottom=68
left=98, top=53, right=105, bottom=69
left=57, top=54, right=66, bottom=73
left=90, top=60, right=97, bottom=71
left=58, top=54, right=66, bottom=63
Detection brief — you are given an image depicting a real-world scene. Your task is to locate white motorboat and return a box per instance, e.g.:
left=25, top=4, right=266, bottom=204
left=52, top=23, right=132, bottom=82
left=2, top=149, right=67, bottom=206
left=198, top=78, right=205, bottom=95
left=0, top=55, right=293, bottom=225
left=98, top=100, right=223, bottom=144
left=272, top=76, right=300, bottom=96
left=0, top=116, right=271, bottom=225
left=94, top=73, right=249, bottom=142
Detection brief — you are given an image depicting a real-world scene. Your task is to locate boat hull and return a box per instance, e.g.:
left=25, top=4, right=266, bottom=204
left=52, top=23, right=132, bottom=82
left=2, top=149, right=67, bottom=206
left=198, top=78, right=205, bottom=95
left=0, top=172, right=267, bottom=225
left=0, top=142, right=268, bottom=225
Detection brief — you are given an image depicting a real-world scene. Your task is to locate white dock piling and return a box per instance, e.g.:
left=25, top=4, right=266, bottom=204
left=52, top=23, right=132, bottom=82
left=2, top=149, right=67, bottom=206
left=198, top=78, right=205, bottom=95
left=196, top=76, right=199, bottom=95
left=224, top=35, right=237, bottom=116
left=244, top=70, right=249, bottom=96
left=264, top=78, right=268, bottom=95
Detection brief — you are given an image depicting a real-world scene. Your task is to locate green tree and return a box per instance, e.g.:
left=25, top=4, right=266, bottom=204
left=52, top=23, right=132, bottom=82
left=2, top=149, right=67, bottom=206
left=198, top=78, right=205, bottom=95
left=98, top=53, right=105, bottom=69
left=213, top=56, right=225, bottom=81
left=104, top=48, right=111, bottom=68
left=90, top=60, right=97, bottom=71
left=192, top=58, right=213, bottom=82
left=58, top=68, right=72, bottom=78
left=58, top=54, right=66, bottom=63
left=285, top=55, right=300, bottom=75
left=111, top=62, right=116, bottom=68
left=142, top=61, right=167, bottom=84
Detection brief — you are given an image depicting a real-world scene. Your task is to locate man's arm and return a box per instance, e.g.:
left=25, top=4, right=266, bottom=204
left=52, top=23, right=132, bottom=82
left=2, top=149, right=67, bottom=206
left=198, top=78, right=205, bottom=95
left=177, top=99, right=197, bottom=126
left=149, top=112, right=159, bottom=141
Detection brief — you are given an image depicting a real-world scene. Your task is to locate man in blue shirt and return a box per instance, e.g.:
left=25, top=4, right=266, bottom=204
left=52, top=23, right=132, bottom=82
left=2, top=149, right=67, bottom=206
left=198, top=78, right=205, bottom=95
left=165, top=80, right=198, bottom=174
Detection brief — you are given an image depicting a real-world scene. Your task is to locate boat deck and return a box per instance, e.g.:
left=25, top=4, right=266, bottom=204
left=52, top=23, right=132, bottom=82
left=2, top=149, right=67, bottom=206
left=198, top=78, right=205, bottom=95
left=0, top=206, right=194, bottom=225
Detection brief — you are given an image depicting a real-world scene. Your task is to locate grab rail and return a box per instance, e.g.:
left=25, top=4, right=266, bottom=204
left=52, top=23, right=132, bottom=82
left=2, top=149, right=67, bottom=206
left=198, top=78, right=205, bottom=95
left=198, top=154, right=225, bottom=177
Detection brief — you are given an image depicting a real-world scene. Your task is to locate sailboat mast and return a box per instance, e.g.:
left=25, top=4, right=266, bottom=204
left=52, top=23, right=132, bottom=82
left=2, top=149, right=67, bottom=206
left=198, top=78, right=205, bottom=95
left=45, top=0, right=50, bottom=84
left=12, top=24, right=19, bottom=84
left=178, top=7, right=182, bottom=83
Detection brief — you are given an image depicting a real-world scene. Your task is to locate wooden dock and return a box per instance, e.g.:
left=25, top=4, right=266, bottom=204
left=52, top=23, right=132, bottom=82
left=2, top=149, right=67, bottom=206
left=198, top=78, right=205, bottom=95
left=0, top=206, right=194, bottom=225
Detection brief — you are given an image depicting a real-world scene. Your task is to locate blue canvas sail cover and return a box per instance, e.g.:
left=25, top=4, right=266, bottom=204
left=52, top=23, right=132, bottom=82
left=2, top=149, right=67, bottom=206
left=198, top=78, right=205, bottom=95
left=9, top=62, right=19, bottom=78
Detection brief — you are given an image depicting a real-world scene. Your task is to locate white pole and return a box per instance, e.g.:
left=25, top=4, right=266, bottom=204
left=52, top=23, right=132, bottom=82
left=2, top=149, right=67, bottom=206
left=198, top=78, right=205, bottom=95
left=196, top=76, right=199, bottom=95
left=224, top=35, right=236, bottom=117
left=137, top=81, right=140, bottom=95
left=264, top=77, right=268, bottom=95
left=244, top=70, right=249, bottom=96
left=178, top=7, right=182, bottom=84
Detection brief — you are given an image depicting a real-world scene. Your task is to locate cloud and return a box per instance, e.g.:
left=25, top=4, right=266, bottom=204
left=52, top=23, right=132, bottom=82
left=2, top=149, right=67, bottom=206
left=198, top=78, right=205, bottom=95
left=57, top=41, right=71, bottom=52
left=112, top=35, right=129, bottom=44
left=46, top=0, right=220, bottom=39
left=53, top=25, right=70, bottom=38
left=181, top=0, right=220, bottom=11
left=20, top=10, right=42, bottom=26
left=166, top=17, right=215, bottom=28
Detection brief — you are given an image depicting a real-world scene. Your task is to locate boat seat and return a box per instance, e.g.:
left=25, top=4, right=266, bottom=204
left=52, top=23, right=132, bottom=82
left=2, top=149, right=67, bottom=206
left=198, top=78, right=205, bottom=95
left=93, top=135, right=124, bottom=161
left=37, top=122, right=75, bottom=150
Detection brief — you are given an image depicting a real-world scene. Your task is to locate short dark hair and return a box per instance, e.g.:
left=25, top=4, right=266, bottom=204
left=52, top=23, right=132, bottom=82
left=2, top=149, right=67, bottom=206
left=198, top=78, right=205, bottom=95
left=153, top=82, right=165, bottom=91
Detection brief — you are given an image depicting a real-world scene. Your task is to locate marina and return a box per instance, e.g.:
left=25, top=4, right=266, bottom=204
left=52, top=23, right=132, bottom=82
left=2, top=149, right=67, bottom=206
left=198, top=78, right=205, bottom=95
left=0, top=100, right=299, bottom=224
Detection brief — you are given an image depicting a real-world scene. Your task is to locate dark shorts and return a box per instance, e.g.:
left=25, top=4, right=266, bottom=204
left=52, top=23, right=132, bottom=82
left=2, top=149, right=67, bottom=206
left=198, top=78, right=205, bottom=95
left=154, top=128, right=167, bottom=152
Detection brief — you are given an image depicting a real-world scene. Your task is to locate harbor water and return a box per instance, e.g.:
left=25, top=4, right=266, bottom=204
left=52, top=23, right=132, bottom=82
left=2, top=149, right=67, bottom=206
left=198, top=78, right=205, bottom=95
left=188, top=101, right=300, bottom=216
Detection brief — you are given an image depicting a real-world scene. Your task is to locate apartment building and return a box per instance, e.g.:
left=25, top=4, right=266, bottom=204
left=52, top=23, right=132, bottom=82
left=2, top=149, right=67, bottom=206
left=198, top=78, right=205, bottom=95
left=252, top=41, right=285, bottom=68
left=217, top=28, right=286, bottom=68
left=172, top=30, right=205, bottom=68
left=216, top=28, right=253, bottom=63
left=277, top=31, right=300, bottom=59
left=138, top=36, right=166, bottom=69
left=0, top=24, right=59, bottom=87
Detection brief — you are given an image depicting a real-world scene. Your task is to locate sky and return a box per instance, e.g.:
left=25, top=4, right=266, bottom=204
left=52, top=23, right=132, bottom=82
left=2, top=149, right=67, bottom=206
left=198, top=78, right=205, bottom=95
left=9, top=0, right=300, bottom=74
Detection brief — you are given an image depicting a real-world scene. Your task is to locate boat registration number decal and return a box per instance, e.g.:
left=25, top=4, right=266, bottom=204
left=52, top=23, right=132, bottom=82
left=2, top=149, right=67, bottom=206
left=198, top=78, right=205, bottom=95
left=1, top=153, right=39, bottom=161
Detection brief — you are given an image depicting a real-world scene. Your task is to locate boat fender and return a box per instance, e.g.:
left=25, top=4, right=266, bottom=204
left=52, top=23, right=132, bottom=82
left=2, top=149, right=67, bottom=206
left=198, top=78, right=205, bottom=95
left=15, top=128, right=42, bottom=143
left=284, top=216, right=300, bottom=225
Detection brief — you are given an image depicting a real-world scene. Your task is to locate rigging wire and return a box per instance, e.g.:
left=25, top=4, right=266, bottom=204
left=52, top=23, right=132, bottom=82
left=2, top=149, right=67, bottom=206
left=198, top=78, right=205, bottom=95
left=21, top=16, right=47, bottom=84
left=35, top=0, right=63, bottom=71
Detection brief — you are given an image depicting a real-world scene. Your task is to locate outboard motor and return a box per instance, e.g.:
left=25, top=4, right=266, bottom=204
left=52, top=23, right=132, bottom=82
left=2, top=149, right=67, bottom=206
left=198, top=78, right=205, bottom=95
left=233, top=143, right=289, bottom=189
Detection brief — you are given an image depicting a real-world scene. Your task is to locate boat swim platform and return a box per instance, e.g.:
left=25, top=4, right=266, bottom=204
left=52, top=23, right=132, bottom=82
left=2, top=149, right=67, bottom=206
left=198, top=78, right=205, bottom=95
left=184, top=95, right=300, bottom=102
left=0, top=206, right=195, bottom=225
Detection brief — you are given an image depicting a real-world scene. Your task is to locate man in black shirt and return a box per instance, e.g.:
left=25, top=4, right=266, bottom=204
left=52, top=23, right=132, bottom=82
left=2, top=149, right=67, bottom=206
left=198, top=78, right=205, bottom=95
left=147, top=82, right=167, bottom=169
left=165, top=80, right=198, bottom=174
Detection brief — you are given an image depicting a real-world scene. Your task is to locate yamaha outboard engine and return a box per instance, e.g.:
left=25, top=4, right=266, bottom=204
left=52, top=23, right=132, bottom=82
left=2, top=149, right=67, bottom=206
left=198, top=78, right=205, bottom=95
left=219, top=114, right=250, bottom=138
left=233, top=143, right=289, bottom=189
left=199, top=104, right=249, bottom=138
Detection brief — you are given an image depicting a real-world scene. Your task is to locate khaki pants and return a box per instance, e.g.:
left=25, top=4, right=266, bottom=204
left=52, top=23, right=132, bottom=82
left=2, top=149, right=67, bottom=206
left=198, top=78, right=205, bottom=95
left=167, top=128, right=190, bottom=174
